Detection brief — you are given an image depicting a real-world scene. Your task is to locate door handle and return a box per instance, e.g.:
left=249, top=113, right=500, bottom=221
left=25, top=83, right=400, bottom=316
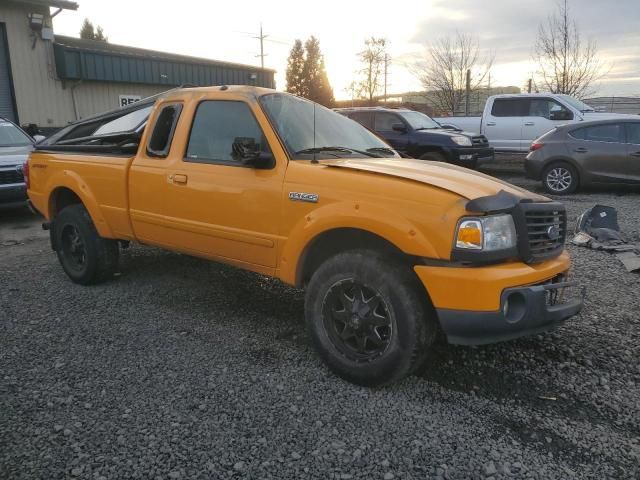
left=170, top=174, right=188, bottom=184
left=524, top=122, right=534, bottom=126
left=486, top=122, right=496, bottom=126
left=574, top=148, right=587, bottom=153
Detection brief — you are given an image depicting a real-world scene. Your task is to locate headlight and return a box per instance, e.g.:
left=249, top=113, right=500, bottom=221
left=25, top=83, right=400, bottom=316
left=455, top=214, right=517, bottom=251
left=451, top=136, right=472, bottom=146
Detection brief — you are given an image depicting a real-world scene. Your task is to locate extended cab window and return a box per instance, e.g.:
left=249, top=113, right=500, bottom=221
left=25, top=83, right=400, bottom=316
left=491, top=99, right=527, bottom=117
left=186, top=101, right=267, bottom=165
left=147, top=103, right=182, bottom=157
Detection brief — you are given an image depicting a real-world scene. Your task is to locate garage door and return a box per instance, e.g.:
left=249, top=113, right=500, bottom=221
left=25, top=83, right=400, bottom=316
left=0, top=23, right=17, bottom=122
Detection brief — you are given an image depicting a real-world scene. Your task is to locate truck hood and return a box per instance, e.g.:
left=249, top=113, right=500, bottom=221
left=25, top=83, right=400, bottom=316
left=414, top=128, right=478, bottom=139
left=0, top=145, right=32, bottom=167
left=323, top=158, right=548, bottom=202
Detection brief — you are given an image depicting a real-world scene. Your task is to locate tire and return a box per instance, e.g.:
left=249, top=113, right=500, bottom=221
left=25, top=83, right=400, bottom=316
left=542, top=162, right=579, bottom=195
left=419, top=152, right=446, bottom=162
left=304, top=250, right=436, bottom=386
left=53, top=204, right=119, bottom=285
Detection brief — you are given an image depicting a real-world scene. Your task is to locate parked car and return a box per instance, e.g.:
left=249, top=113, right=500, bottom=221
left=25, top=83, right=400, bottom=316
left=27, top=86, right=582, bottom=386
left=0, top=117, right=41, bottom=209
left=435, top=93, right=638, bottom=152
left=335, top=107, right=493, bottom=168
left=525, top=119, right=640, bottom=194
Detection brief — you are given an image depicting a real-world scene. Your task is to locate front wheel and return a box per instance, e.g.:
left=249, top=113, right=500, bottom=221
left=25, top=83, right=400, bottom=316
left=542, top=162, right=579, bottom=195
left=305, top=250, right=436, bottom=386
left=53, top=204, right=119, bottom=285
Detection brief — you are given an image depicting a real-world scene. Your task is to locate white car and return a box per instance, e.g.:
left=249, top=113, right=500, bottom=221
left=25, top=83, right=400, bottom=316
left=435, top=93, right=638, bottom=152
left=0, top=118, right=41, bottom=208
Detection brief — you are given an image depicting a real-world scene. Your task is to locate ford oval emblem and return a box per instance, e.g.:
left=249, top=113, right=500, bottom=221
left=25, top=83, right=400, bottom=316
left=546, top=225, right=560, bottom=240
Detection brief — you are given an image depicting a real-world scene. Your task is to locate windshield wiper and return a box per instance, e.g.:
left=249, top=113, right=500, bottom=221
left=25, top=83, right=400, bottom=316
left=295, top=146, right=380, bottom=158
left=366, top=147, right=396, bottom=156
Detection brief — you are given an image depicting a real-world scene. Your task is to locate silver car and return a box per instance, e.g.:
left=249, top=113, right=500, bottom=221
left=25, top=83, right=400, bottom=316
left=525, top=119, right=640, bottom=194
left=0, top=118, right=38, bottom=209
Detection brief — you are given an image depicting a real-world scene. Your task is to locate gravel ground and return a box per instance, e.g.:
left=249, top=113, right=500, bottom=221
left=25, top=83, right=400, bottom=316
left=1, top=160, right=639, bottom=479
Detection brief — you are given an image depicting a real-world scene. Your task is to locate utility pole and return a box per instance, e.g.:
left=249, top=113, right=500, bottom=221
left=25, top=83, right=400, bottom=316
left=253, top=23, right=268, bottom=69
left=465, top=69, right=471, bottom=116
left=527, top=78, right=532, bottom=93
left=383, top=54, right=389, bottom=103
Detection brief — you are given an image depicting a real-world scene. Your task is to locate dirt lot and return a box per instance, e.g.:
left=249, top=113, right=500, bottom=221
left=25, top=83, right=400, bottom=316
left=1, top=158, right=639, bottom=480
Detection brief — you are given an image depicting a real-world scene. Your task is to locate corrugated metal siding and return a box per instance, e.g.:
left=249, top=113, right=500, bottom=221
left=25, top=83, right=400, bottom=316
left=0, top=3, right=76, bottom=128
left=0, top=22, right=17, bottom=121
left=53, top=43, right=276, bottom=89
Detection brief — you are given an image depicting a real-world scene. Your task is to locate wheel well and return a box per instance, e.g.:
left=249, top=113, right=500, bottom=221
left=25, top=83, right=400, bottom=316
left=296, top=228, right=411, bottom=288
left=49, top=187, right=82, bottom=219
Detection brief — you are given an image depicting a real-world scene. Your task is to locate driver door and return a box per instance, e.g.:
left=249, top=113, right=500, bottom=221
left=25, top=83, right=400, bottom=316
left=373, top=112, right=409, bottom=152
left=163, top=99, right=285, bottom=270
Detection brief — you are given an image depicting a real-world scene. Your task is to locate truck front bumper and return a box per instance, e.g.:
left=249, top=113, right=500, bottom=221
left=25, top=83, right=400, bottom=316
left=0, top=183, right=27, bottom=208
left=414, top=252, right=584, bottom=345
left=435, top=280, right=584, bottom=345
left=451, top=146, right=495, bottom=168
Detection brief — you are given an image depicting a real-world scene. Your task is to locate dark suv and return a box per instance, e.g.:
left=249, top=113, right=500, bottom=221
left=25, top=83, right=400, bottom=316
left=335, top=107, right=494, bottom=168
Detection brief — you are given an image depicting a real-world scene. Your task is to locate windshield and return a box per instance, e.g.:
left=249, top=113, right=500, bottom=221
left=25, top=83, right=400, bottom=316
left=557, top=94, right=595, bottom=113
left=259, top=93, right=395, bottom=159
left=0, top=121, right=32, bottom=147
left=399, top=111, right=441, bottom=130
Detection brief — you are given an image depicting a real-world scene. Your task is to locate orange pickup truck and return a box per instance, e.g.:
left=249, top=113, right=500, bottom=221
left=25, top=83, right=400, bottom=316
left=26, top=86, right=583, bottom=385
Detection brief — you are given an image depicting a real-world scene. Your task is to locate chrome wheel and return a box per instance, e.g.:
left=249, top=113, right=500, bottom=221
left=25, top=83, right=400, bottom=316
left=321, top=279, right=393, bottom=363
left=545, top=167, right=573, bottom=193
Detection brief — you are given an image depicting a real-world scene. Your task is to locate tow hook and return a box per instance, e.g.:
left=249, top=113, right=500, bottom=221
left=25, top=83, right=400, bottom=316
left=42, top=221, right=51, bottom=231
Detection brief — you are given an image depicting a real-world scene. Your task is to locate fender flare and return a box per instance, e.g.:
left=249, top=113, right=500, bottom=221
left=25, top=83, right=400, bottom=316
left=46, top=169, right=116, bottom=239
left=279, top=200, right=439, bottom=285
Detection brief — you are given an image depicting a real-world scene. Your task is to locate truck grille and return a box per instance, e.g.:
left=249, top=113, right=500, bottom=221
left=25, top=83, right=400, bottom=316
left=518, top=203, right=566, bottom=262
left=471, top=135, right=489, bottom=147
left=0, top=169, right=24, bottom=185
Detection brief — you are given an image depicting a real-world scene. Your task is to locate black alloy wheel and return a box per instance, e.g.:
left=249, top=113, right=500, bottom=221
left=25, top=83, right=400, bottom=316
left=322, top=279, right=393, bottom=362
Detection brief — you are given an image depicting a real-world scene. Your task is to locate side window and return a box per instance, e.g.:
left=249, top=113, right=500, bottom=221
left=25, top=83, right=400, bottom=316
left=528, top=98, right=572, bottom=120
left=626, top=123, right=640, bottom=144
left=374, top=112, right=401, bottom=131
left=349, top=111, right=374, bottom=130
left=147, top=103, right=182, bottom=157
left=490, top=99, right=527, bottom=117
left=583, top=124, right=624, bottom=143
left=569, top=127, right=585, bottom=140
left=185, top=101, right=268, bottom=165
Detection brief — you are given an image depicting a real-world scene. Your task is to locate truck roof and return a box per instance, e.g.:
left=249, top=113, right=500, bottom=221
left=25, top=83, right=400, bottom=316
left=160, top=85, right=280, bottom=101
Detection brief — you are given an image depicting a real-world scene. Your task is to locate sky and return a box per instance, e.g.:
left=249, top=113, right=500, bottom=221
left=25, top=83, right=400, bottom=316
left=52, top=0, right=640, bottom=100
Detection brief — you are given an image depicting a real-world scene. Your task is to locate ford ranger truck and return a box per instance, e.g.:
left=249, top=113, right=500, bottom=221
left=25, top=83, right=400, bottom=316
left=26, top=86, right=584, bottom=386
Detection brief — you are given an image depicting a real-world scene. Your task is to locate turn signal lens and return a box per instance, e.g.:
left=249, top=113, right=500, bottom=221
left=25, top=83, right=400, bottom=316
left=456, top=220, right=483, bottom=249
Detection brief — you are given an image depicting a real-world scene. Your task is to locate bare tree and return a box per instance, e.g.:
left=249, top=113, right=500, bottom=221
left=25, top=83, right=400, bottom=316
left=410, top=32, right=493, bottom=115
left=534, top=0, right=603, bottom=98
left=357, top=37, right=387, bottom=103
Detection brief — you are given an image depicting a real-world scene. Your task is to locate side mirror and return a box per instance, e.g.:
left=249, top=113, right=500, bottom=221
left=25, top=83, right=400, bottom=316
left=392, top=123, right=407, bottom=133
left=550, top=110, right=573, bottom=121
left=232, top=137, right=274, bottom=169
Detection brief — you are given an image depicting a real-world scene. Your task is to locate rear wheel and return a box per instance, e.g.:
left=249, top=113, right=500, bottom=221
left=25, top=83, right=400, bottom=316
left=542, top=162, right=579, bottom=195
left=53, top=204, right=119, bottom=285
left=305, top=250, right=436, bottom=386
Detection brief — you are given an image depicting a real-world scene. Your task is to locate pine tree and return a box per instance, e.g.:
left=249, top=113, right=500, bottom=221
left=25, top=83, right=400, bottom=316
left=301, top=36, right=334, bottom=107
left=79, top=19, right=95, bottom=40
left=285, top=39, right=306, bottom=97
left=79, top=18, right=108, bottom=42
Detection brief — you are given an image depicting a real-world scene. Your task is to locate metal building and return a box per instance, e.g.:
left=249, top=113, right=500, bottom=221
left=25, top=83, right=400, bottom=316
left=0, top=0, right=275, bottom=133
